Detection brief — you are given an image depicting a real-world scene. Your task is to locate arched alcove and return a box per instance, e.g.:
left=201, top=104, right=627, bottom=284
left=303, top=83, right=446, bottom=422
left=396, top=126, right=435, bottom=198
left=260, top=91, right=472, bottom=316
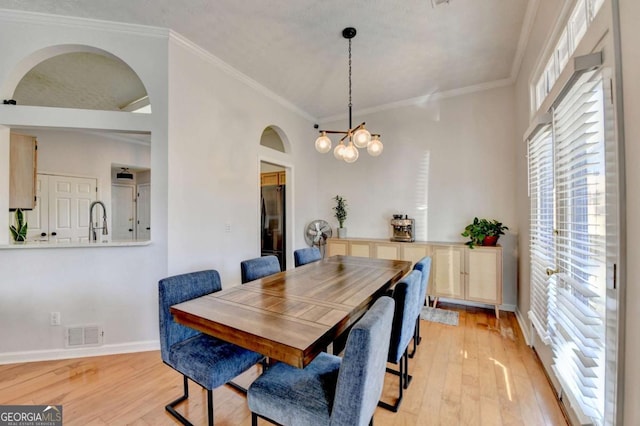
left=8, top=46, right=150, bottom=112
left=259, top=125, right=289, bottom=153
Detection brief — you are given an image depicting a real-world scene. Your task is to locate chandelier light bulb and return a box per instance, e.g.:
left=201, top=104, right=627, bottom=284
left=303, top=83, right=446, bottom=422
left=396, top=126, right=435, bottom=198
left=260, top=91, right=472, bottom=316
left=343, top=142, right=359, bottom=163
left=315, top=132, right=332, bottom=153
left=353, top=127, right=371, bottom=149
left=334, top=141, right=346, bottom=160
left=367, top=136, right=383, bottom=156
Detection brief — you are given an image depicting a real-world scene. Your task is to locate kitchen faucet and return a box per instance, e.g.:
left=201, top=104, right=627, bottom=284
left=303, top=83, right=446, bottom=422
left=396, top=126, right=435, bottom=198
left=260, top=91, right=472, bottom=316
left=89, top=201, right=108, bottom=242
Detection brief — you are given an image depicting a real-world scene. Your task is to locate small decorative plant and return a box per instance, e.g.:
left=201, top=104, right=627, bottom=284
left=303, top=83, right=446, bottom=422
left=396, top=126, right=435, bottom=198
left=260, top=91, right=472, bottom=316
left=461, top=217, right=508, bottom=248
left=9, top=208, right=28, bottom=242
left=333, top=195, right=348, bottom=229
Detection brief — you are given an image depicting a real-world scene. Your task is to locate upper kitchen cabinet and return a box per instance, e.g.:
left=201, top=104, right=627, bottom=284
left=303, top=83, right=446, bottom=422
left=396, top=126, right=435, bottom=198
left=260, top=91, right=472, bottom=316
left=9, top=133, right=37, bottom=210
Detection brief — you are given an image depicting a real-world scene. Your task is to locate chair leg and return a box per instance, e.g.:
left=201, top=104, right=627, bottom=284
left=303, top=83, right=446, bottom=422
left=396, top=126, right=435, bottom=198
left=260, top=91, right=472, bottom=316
left=252, top=412, right=258, bottom=426
left=378, top=350, right=413, bottom=412
left=207, top=389, right=214, bottom=426
left=409, top=318, right=421, bottom=358
left=166, top=375, right=195, bottom=426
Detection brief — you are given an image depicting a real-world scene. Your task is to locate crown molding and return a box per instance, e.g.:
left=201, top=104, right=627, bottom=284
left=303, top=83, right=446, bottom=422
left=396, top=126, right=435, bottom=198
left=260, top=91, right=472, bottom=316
left=168, top=30, right=316, bottom=123
left=511, top=0, right=541, bottom=80
left=318, top=77, right=514, bottom=123
left=0, top=8, right=169, bottom=38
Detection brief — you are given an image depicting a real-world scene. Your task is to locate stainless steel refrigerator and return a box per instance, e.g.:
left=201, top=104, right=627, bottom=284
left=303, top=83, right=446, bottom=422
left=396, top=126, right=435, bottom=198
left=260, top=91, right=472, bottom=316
left=261, top=184, right=285, bottom=270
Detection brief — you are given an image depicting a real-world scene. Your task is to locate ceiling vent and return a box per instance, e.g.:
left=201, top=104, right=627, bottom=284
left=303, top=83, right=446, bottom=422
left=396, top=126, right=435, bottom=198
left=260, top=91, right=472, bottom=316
left=116, top=167, right=134, bottom=180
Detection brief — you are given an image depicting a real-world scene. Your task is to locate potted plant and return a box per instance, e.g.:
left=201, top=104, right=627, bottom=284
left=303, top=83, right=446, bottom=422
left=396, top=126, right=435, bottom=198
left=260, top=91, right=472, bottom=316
left=461, top=217, right=508, bottom=248
left=9, top=208, right=28, bottom=243
left=333, top=195, right=348, bottom=238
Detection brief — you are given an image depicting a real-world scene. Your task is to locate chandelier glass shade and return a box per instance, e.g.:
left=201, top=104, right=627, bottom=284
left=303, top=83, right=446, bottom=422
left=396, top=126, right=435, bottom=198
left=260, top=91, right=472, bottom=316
left=314, top=27, right=383, bottom=163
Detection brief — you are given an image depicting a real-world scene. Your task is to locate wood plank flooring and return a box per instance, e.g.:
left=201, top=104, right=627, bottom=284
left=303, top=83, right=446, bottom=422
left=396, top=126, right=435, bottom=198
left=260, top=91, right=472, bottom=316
left=0, top=303, right=567, bottom=425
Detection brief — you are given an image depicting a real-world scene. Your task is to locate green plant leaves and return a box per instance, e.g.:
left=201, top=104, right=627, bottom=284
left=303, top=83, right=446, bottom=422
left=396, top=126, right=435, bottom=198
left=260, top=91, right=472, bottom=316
left=9, top=208, right=28, bottom=242
left=333, top=195, right=348, bottom=228
left=461, top=217, right=508, bottom=248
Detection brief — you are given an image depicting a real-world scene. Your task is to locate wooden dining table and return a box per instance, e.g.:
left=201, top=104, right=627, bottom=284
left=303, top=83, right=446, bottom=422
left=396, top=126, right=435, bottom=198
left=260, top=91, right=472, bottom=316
left=170, top=255, right=411, bottom=368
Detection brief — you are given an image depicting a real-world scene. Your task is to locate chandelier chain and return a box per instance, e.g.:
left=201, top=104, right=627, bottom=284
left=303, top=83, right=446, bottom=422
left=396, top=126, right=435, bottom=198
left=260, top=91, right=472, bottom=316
left=348, top=38, right=352, bottom=129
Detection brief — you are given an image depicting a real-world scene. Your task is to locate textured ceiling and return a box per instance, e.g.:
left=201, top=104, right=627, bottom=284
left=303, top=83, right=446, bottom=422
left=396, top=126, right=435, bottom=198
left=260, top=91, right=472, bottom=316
left=0, top=0, right=530, bottom=120
left=14, top=52, right=147, bottom=111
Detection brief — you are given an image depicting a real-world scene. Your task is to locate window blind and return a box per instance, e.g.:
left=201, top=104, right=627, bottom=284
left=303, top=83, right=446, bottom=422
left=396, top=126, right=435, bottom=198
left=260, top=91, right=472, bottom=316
left=527, top=124, right=554, bottom=344
left=550, top=68, right=606, bottom=424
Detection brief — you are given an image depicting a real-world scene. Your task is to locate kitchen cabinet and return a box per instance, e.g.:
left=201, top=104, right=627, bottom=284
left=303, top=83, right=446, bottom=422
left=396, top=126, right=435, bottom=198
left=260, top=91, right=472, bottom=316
left=9, top=133, right=37, bottom=210
left=260, top=171, right=286, bottom=186
left=325, top=237, right=503, bottom=317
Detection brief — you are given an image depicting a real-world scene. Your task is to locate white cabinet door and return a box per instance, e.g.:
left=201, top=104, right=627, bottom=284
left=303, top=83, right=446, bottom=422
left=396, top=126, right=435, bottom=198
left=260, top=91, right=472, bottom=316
left=49, top=175, right=96, bottom=243
left=112, top=184, right=135, bottom=241
left=136, top=183, right=151, bottom=240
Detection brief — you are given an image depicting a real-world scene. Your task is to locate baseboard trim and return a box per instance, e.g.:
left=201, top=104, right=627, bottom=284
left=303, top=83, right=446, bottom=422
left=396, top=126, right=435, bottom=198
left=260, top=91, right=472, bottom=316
left=514, top=308, right=531, bottom=346
left=435, top=298, right=516, bottom=312
left=0, top=340, right=160, bottom=365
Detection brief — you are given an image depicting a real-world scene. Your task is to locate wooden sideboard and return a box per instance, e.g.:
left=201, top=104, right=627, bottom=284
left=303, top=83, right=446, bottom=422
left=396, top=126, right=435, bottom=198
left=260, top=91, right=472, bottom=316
left=326, top=237, right=503, bottom=317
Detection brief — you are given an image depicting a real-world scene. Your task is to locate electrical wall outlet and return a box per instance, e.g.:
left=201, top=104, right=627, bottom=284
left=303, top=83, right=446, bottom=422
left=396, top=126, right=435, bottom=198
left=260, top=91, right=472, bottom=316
left=50, top=311, right=61, bottom=326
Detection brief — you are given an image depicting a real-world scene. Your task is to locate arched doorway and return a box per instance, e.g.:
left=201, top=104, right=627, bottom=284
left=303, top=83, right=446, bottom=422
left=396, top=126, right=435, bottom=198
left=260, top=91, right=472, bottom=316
left=259, top=126, right=288, bottom=270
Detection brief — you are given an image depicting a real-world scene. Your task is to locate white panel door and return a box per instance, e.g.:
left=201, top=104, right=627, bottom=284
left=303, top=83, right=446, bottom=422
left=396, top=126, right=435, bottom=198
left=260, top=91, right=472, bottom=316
left=48, top=175, right=96, bottom=243
left=136, top=183, right=150, bottom=240
left=26, top=175, right=49, bottom=241
left=112, top=184, right=135, bottom=241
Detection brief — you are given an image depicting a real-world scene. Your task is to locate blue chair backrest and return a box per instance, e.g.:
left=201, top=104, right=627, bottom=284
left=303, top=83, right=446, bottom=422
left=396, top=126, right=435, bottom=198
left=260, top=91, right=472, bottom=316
left=241, top=255, right=281, bottom=283
left=294, top=247, right=322, bottom=267
left=158, top=270, right=222, bottom=364
left=413, top=256, right=432, bottom=310
left=388, top=270, right=422, bottom=363
left=331, top=296, right=395, bottom=426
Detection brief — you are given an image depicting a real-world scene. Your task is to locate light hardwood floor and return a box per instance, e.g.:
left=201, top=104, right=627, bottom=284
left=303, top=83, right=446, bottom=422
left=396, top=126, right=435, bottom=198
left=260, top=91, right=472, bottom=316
left=0, top=304, right=567, bottom=425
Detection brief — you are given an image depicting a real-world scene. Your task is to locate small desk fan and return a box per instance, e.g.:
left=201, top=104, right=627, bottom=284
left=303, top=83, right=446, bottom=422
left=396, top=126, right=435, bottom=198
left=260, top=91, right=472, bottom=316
left=304, top=220, right=332, bottom=257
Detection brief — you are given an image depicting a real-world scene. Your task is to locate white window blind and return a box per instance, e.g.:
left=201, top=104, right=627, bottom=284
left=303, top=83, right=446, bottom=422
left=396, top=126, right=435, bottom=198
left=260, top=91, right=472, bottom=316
left=527, top=124, right=554, bottom=344
left=550, top=68, right=606, bottom=424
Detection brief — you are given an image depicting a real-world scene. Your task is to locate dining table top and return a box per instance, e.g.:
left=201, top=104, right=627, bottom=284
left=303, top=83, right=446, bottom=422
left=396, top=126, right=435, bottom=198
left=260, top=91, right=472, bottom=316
left=170, top=255, right=412, bottom=368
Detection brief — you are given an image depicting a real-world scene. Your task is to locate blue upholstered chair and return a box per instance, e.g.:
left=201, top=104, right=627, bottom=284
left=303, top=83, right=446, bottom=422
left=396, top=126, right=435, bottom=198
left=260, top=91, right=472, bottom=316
left=293, top=247, right=322, bottom=267
left=241, top=255, right=281, bottom=283
left=379, top=269, right=422, bottom=412
left=247, top=296, right=395, bottom=426
left=159, top=270, right=264, bottom=426
left=409, top=256, right=432, bottom=358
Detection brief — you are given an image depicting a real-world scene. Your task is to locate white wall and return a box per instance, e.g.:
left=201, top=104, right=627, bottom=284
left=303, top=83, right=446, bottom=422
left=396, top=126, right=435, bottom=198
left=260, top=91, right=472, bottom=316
left=166, top=35, right=318, bottom=282
left=317, top=85, right=518, bottom=308
left=24, top=127, right=150, bottom=219
left=0, top=11, right=169, bottom=359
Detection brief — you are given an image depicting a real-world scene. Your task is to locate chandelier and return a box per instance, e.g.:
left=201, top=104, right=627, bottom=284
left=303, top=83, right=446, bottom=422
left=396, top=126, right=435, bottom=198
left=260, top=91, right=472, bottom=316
left=315, top=27, right=383, bottom=163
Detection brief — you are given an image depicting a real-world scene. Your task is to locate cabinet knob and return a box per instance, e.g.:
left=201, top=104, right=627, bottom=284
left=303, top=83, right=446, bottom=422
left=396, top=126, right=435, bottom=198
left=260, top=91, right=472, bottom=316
left=128, top=229, right=133, bottom=232
left=40, top=232, right=47, bottom=237
left=146, top=227, right=150, bottom=230
left=51, top=232, right=57, bottom=236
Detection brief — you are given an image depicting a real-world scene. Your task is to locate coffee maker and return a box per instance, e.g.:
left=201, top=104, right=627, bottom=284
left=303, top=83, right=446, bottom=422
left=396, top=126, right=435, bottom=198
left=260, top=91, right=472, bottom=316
left=390, top=214, right=415, bottom=242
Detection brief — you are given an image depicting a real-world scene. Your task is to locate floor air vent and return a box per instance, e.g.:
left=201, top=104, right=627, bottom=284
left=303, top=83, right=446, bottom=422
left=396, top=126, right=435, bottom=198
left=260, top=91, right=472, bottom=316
left=65, top=325, right=103, bottom=347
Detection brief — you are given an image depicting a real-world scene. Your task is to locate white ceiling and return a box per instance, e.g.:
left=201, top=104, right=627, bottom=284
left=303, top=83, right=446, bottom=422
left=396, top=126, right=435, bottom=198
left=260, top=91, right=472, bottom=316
left=0, top=0, right=532, bottom=120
